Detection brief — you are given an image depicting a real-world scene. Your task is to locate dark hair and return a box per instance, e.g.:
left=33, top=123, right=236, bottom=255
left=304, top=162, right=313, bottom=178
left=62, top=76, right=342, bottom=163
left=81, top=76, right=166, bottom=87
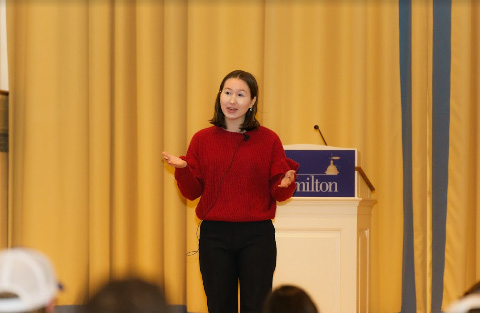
left=262, top=285, right=319, bottom=313
left=83, top=278, right=169, bottom=313
left=209, top=70, right=260, bottom=131
left=465, top=281, right=480, bottom=296
left=465, top=282, right=480, bottom=313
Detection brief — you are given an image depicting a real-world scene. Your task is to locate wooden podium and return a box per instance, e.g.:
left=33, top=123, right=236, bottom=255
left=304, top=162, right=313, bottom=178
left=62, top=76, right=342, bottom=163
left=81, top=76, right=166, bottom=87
left=273, top=144, right=375, bottom=313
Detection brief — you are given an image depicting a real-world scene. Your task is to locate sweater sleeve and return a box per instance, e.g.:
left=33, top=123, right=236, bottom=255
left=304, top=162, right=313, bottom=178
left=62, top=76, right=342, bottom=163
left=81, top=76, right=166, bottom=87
left=174, top=135, right=204, bottom=200
left=269, top=137, right=299, bottom=202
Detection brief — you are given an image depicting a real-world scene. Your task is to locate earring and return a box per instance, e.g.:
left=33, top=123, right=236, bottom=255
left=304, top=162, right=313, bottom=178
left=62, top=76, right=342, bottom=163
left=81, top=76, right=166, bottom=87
left=248, top=107, right=253, bottom=112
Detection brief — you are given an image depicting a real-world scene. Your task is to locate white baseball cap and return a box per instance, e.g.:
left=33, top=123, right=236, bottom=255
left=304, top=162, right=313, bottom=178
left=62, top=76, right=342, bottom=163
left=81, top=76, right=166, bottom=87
left=0, top=247, right=60, bottom=312
left=445, top=293, right=480, bottom=313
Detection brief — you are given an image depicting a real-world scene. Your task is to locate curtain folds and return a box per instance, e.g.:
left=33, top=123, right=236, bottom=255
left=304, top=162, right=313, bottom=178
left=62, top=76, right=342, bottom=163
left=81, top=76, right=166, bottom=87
left=4, top=0, right=479, bottom=313
left=6, top=1, right=402, bottom=312
left=404, top=0, right=480, bottom=312
left=410, top=1, right=433, bottom=312
left=442, top=0, right=480, bottom=309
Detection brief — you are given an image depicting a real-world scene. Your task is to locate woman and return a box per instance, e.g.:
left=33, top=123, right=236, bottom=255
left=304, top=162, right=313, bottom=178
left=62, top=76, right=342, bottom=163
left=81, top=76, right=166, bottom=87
left=162, top=70, right=298, bottom=313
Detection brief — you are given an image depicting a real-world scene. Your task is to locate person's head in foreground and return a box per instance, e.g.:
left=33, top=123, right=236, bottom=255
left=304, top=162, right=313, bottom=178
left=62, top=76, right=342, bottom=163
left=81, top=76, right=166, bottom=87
left=445, top=281, right=480, bottom=313
left=262, top=285, right=319, bottom=313
left=83, top=277, right=169, bottom=313
left=0, top=247, right=60, bottom=313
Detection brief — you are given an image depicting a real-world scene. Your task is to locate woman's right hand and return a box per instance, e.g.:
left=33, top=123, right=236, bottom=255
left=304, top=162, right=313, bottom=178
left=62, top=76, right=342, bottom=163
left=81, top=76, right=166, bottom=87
left=162, top=152, right=187, bottom=168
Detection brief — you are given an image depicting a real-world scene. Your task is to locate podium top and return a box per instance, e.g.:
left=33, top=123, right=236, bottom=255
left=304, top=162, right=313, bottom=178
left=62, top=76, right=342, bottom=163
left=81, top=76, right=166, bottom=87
left=284, top=144, right=356, bottom=151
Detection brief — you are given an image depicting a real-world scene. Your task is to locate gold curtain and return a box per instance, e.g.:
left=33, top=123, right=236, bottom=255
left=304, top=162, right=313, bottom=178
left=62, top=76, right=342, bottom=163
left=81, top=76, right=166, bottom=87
left=6, top=0, right=403, bottom=312
left=411, top=1, right=433, bottom=312
left=442, top=0, right=480, bottom=309
left=408, top=0, right=480, bottom=312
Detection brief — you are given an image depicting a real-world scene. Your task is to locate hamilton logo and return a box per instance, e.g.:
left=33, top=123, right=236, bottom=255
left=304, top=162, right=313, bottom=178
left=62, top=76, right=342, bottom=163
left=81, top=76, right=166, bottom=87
left=324, top=154, right=340, bottom=175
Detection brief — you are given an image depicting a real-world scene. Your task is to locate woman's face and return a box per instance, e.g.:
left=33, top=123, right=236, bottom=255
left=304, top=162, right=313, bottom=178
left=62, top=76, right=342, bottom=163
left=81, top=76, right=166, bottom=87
left=220, top=78, right=256, bottom=130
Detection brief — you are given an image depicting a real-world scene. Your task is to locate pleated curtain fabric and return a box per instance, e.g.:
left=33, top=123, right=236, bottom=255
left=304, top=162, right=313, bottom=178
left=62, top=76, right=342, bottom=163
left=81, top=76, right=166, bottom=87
left=2, top=1, right=479, bottom=312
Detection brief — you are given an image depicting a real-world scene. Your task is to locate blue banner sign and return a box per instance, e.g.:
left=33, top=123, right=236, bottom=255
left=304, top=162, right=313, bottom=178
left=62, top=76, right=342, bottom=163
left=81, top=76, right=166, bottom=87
left=285, top=149, right=356, bottom=197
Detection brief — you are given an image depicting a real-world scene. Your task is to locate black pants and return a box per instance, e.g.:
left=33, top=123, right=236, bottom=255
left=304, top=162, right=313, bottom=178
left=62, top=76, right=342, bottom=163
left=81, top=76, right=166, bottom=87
left=199, top=220, right=277, bottom=313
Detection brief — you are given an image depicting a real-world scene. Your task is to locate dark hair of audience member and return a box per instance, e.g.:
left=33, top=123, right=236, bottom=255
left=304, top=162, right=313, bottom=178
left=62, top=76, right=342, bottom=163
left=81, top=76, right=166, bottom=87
left=262, top=285, right=318, bottom=313
left=464, top=281, right=480, bottom=296
left=464, top=280, right=480, bottom=313
left=83, top=277, right=169, bottom=313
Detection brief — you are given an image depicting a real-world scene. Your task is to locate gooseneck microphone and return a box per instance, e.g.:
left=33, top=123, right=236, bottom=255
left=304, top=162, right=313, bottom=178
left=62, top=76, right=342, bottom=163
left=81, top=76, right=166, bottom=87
left=313, top=125, right=328, bottom=146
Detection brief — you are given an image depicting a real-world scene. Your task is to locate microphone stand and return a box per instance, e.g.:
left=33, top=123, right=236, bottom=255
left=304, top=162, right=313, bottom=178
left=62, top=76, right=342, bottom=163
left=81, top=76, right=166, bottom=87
left=313, top=125, right=328, bottom=146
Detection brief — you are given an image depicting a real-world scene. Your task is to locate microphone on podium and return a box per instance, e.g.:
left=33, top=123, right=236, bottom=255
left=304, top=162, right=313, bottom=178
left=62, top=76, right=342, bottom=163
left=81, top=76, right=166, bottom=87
left=313, top=125, right=328, bottom=146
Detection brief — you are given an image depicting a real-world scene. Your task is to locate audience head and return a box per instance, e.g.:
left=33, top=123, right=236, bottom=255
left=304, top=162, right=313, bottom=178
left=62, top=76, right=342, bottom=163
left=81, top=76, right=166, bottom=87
left=0, top=247, right=60, bottom=313
left=83, top=277, right=169, bottom=313
left=445, top=281, right=480, bottom=313
left=262, top=285, right=318, bottom=313
left=464, top=281, right=480, bottom=296
left=445, top=294, right=480, bottom=313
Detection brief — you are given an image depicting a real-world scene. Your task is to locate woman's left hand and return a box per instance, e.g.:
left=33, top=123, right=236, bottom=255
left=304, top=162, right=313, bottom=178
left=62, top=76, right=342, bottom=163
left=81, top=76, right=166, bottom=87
left=278, top=170, right=296, bottom=188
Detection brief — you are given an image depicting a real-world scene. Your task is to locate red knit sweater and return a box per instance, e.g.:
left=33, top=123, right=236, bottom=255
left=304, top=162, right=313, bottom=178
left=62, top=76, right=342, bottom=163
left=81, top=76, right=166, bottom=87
left=174, top=126, right=299, bottom=222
